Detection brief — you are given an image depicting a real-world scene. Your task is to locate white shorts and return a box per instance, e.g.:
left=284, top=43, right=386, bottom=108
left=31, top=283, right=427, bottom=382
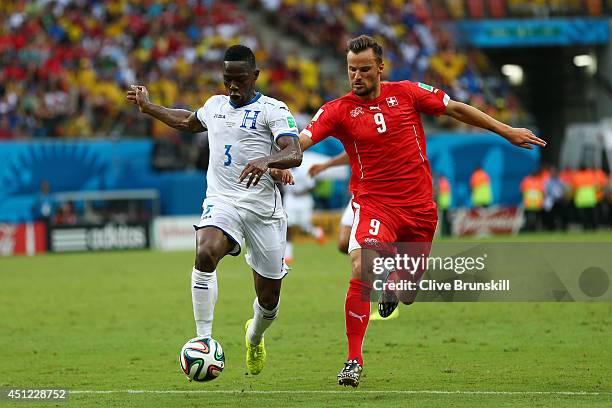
left=284, top=194, right=314, bottom=229
left=194, top=198, right=288, bottom=280
left=340, top=200, right=354, bottom=227
left=348, top=200, right=360, bottom=254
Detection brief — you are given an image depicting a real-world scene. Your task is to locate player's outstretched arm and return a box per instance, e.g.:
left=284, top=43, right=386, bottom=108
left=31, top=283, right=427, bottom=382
left=239, top=135, right=302, bottom=188
left=299, top=133, right=313, bottom=152
left=444, top=100, right=546, bottom=150
left=126, top=85, right=205, bottom=133
left=308, top=152, right=349, bottom=177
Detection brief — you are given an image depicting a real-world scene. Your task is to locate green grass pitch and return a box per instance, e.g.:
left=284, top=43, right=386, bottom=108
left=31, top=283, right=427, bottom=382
left=1, top=232, right=611, bottom=407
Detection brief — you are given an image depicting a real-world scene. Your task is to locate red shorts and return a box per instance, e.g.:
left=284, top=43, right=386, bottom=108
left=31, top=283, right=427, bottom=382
left=350, top=198, right=438, bottom=296
left=348, top=198, right=438, bottom=255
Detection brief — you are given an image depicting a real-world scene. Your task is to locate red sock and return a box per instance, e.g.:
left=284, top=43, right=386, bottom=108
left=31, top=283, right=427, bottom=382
left=345, top=278, right=371, bottom=365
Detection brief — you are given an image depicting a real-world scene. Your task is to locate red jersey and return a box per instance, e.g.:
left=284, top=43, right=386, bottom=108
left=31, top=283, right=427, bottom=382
left=347, top=154, right=360, bottom=195
left=303, top=81, right=450, bottom=206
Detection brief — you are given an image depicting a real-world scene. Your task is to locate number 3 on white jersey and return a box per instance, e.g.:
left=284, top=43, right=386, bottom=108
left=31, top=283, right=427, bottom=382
left=369, top=219, right=381, bottom=235
left=374, top=113, right=386, bottom=133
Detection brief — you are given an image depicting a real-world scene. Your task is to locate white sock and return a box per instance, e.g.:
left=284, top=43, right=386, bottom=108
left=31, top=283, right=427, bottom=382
left=191, top=267, right=218, bottom=338
left=247, top=297, right=279, bottom=345
left=285, top=242, right=293, bottom=259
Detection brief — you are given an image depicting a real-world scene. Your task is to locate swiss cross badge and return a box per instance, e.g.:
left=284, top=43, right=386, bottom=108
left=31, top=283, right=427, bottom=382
left=386, top=96, right=398, bottom=107
left=350, top=106, right=364, bottom=117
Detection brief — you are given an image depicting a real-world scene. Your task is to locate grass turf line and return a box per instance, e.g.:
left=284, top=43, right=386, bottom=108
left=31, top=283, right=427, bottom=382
left=1, top=231, right=610, bottom=407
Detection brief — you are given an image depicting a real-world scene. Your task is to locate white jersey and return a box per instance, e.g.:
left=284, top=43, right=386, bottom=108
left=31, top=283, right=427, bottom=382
left=284, top=166, right=315, bottom=209
left=285, top=166, right=315, bottom=198
left=196, top=92, right=299, bottom=217
left=284, top=166, right=315, bottom=228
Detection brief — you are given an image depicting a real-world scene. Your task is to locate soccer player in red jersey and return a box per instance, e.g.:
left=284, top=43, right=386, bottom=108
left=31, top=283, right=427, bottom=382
left=299, top=35, right=546, bottom=387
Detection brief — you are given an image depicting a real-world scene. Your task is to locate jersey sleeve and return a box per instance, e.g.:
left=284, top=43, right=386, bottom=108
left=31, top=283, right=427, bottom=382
left=402, top=81, right=450, bottom=116
left=267, top=101, right=299, bottom=142
left=301, top=103, right=338, bottom=145
left=195, top=97, right=213, bottom=130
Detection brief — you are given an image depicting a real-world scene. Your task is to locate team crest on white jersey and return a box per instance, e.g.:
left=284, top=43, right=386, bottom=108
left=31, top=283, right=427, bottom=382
left=351, top=106, right=364, bottom=117
left=386, top=96, right=398, bottom=107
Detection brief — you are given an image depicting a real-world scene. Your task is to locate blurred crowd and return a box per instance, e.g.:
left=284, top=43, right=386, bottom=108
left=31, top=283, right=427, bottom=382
left=438, top=0, right=611, bottom=19
left=519, top=165, right=612, bottom=231
left=0, top=0, right=540, bottom=150
left=433, top=165, right=612, bottom=234
left=0, top=0, right=329, bottom=146
left=257, top=0, right=530, bottom=129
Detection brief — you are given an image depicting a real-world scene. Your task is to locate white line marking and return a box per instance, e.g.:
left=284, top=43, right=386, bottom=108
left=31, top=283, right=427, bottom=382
left=413, top=125, right=425, bottom=163
left=69, top=390, right=611, bottom=396
left=353, top=140, right=364, bottom=179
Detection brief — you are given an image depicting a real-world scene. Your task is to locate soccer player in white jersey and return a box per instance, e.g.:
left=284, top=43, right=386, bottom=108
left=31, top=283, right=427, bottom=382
left=283, top=165, right=325, bottom=264
left=126, top=45, right=302, bottom=375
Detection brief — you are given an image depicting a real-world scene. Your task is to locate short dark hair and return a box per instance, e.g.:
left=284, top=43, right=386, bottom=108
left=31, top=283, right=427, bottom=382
left=347, top=35, right=383, bottom=64
left=224, top=45, right=256, bottom=70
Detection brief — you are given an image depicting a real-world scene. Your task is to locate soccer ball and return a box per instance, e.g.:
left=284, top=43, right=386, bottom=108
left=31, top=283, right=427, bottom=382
left=180, top=337, right=225, bottom=382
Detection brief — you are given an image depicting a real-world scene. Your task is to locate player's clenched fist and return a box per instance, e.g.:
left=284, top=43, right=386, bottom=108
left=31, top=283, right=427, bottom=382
left=126, top=85, right=150, bottom=112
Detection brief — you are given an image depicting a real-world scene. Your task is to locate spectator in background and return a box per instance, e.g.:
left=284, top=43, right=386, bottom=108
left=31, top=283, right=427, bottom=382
left=434, top=173, right=452, bottom=235
left=572, top=165, right=598, bottom=230
left=594, top=167, right=607, bottom=226
left=54, top=201, right=78, bottom=225
left=520, top=169, right=544, bottom=232
left=264, top=0, right=527, bottom=128
left=429, top=46, right=467, bottom=85
left=558, top=166, right=576, bottom=229
left=470, top=166, right=492, bottom=208
left=543, top=167, right=567, bottom=231
left=32, top=181, right=55, bottom=226
left=2, top=0, right=532, bottom=153
left=0, top=115, right=14, bottom=139
left=1, top=0, right=333, bottom=148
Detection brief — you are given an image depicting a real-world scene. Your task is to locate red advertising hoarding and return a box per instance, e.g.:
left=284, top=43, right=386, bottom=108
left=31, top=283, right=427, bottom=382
left=0, top=222, right=47, bottom=256
left=451, top=207, right=524, bottom=237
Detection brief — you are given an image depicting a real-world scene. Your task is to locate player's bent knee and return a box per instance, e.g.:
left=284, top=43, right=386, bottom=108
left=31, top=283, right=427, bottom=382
left=195, top=244, right=223, bottom=272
